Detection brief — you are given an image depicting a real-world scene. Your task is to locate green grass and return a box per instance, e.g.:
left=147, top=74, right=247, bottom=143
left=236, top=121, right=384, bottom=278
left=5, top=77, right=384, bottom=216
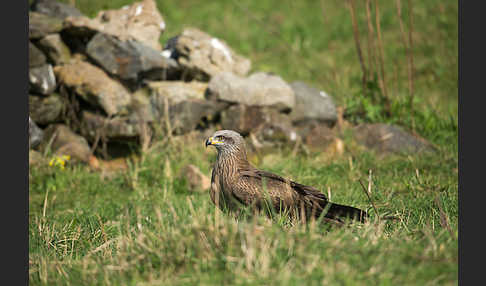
left=30, top=0, right=458, bottom=285
left=29, top=139, right=458, bottom=285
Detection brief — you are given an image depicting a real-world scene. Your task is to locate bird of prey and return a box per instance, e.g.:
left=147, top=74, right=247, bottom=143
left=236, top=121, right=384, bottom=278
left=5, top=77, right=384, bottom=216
left=205, top=130, right=368, bottom=224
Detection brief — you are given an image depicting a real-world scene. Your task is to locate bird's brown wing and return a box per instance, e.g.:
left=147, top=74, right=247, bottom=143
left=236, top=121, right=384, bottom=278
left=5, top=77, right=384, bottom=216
left=239, top=168, right=328, bottom=199
left=236, top=168, right=368, bottom=222
left=234, top=168, right=328, bottom=215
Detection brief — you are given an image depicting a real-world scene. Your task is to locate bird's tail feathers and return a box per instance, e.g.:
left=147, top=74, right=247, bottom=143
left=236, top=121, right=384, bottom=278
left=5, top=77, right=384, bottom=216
left=323, top=202, right=368, bottom=223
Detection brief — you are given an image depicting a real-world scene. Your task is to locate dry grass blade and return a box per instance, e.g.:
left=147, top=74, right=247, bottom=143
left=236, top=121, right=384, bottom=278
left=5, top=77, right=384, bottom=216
left=87, top=239, right=117, bottom=256
left=164, top=96, right=173, bottom=145
left=368, top=169, right=373, bottom=195
left=96, top=214, right=108, bottom=243
left=138, top=111, right=152, bottom=159
left=43, top=189, right=49, bottom=217
left=42, top=130, right=58, bottom=157
left=291, top=136, right=302, bottom=157
left=434, top=195, right=455, bottom=239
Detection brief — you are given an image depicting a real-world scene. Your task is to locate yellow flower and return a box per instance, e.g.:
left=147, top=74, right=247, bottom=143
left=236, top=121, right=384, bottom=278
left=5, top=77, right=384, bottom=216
left=48, top=155, right=71, bottom=170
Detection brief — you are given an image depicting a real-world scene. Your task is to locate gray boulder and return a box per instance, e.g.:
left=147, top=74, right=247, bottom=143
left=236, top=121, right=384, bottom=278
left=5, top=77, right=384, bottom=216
left=62, top=0, right=165, bottom=51
left=29, top=94, right=65, bottom=125
left=168, top=28, right=251, bottom=80
left=29, top=12, right=63, bottom=39
left=147, top=81, right=209, bottom=103
left=353, top=123, right=437, bottom=155
left=30, top=0, right=83, bottom=20
left=86, top=33, right=177, bottom=81
left=81, top=111, right=143, bottom=139
left=253, top=121, right=300, bottom=148
left=37, top=34, right=72, bottom=65
left=29, top=117, right=44, bottom=149
left=54, top=59, right=132, bottom=116
left=79, top=84, right=208, bottom=140
left=147, top=81, right=228, bottom=134
left=295, top=122, right=336, bottom=151
left=208, top=72, right=295, bottom=111
left=219, top=104, right=299, bottom=147
left=29, top=64, right=56, bottom=95
left=220, top=104, right=290, bottom=136
left=40, top=124, right=92, bottom=163
left=289, top=81, right=337, bottom=126
left=220, top=105, right=267, bottom=135
left=29, top=42, right=47, bottom=67
left=128, top=88, right=157, bottom=123
left=165, top=100, right=227, bottom=134
left=181, top=164, right=211, bottom=192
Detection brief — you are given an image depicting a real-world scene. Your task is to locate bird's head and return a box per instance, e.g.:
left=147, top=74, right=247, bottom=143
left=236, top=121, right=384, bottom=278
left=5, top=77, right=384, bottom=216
left=205, top=130, right=245, bottom=154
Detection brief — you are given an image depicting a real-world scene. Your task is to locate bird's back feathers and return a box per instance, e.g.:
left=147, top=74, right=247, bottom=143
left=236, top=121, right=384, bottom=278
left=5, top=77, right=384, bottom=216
left=237, top=167, right=368, bottom=223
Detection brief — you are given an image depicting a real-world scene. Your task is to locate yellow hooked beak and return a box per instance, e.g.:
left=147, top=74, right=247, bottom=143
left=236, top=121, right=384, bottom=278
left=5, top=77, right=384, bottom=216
left=205, top=137, right=223, bottom=147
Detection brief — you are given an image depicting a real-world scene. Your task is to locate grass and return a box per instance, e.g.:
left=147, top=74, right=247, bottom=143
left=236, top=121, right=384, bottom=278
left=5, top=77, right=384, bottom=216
left=29, top=0, right=458, bottom=285
left=29, top=138, right=458, bottom=285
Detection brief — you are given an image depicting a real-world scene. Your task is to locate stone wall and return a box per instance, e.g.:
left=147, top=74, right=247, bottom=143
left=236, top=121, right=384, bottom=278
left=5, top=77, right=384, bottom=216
left=28, top=0, right=435, bottom=165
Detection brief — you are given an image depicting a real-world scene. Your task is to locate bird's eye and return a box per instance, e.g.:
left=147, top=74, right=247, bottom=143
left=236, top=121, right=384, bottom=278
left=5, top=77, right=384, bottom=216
left=215, top=136, right=223, bottom=141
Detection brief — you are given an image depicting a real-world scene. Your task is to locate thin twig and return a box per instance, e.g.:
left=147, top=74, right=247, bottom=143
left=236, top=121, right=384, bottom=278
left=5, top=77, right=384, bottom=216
left=395, top=0, right=414, bottom=116
left=374, top=0, right=391, bottom=115
left=365, top=0, right=377, bottom=85
left=395, top=0, right=409, bottom=55
left=347, top=0, right=368, bottom=89
left=90, top=130, right=101, bottom=156
left=395, top=0, right=409, bottom=95
left=407, top=0, right=415, bottom=127
left=358, top=179, right=380, bottom=222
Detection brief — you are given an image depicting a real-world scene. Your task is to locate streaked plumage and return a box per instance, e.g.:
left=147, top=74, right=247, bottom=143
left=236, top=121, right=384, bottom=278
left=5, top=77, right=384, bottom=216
left=205, top=130, right=368, bottom=224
